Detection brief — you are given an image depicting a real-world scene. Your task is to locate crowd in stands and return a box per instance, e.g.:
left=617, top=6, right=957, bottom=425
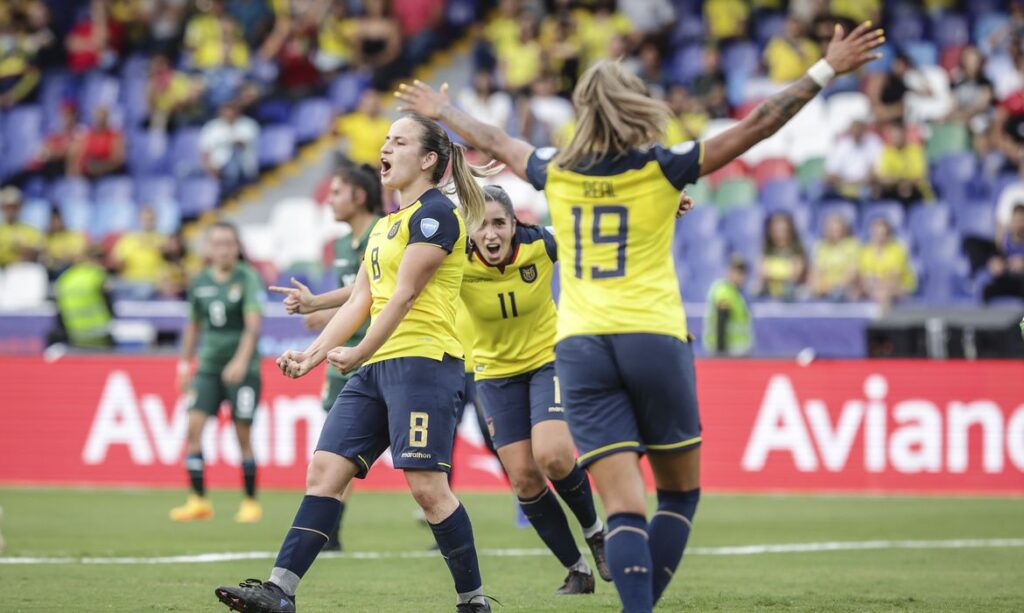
left=4, top=0, right=1024, bottom=315
left=0, top=0, right=471, bottom=304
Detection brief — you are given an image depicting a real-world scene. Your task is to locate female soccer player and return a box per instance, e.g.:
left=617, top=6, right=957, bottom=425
left=269, top=163, right=384, bottom=551
left=398, top=22, right=883, bottom=612
left=461, top=185, right=609, bottom=594
left=215, top=113, right=498, bottom=613
left=173, top=222, right=264, bottom=523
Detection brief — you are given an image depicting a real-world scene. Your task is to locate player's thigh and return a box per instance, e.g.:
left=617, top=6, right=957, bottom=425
left=228, top=372, right=261, bottom=423
left=315, top=366, right=389, bottom=479
left=475, top=373, right=532, bottom=450
left=613, top=334, right=702, bottom=455
left=495, top=439, right=546, bottom=497
left=555, top=335, right=642, bottom=469
left=306, top=449, right=361, bottom=498
left=381, top=355, right=463, bottom=473
left=648, top=446, right=701, bottom=492
left=189, top=372, right=226, bottom=416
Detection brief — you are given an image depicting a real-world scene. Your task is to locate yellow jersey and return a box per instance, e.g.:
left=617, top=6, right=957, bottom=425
left=363, top=188, right=466, bottom=365
left=526, top=142, right=703, bottom=342
left=461, top=225, right=558, bottom=379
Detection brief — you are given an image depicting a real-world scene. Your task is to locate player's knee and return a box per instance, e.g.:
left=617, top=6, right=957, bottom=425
left=304, top=456, right=345, bottom=497
left=534, top=447, right=574, bottom=480
left=407, top=478, right=451, bottom=513
left=508, top=467, right=547, bottom=499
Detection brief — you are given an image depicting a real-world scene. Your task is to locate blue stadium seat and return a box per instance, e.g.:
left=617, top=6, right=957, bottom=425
left=329, top=71, right=371, bottom=113
left=765, top=202, right=810, bottom=237
left=258, top=124, right=297, bottom=169
left=685, top=236, right=726, bottom=272
left=670, top=15, right=705, bottom=47
left=121, top=71, right=149, bottom=128
left=908, top=203, right=952, bottom=240
left=754, top=13, right=787, bottom=46
left=682, top=268, right=720, bottom=302
left=668, top=44, right=704, bottom=85
left=905, top=41, right=938, bottom=67
left=675, top=205, right=720, bottom=250
left=177, top=177, right=220, bottom=217
left=127, top=129, right=171, bottom=176
left=59, top=198, right=92, bottom=232
left=170, top=127, right=203, bottom=177
left=444, top=0, right=478, bottom=27
left=151, top=198, right=182, bottom=234
left=933, top=152, right=978, bottom=201
left=19, top=198, right=52, bottom=232
left=889, top=14, right=925, bottom=42
left=39, top=72, right=70, bottom=134
left=49, top=177, right=91, bottom=205
left=861, top=201, right=905, bottom=236
left=973, top=12, right=1007, bottom=46
left=79, top=72, right=119, bottom=121
left=135, top=174, right=177, bottom=204
left=956, top=202, right=995, bottom=239
left=2, top=105, right=43, bottom=175
left=932, top=13, right=970, bottom=48
left=918, top=232, right=960, bottom=262
left=91, top=200, right=138, bottom=237
left=968, top=1, right=1007, bottom=19
left=722, top=207, right=764, bottom=251
left=759, top=179, right=802, bottom=209
left=721, top=41, right=759, bottom=77
left=94, top=175, right=135, bottom=205
left=290, top=98, right=334, bottom=143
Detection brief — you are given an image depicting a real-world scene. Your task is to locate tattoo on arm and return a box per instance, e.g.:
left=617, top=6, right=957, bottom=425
left=751, top=76, right=822, bottom=138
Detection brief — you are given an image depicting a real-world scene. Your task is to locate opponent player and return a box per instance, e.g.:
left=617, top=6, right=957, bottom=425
left=398, top=21, right=883, bottom=612
left=462, top=185, right=609, bottom=594
left=269, top=163, right=383, bottom=550
left=173, top=222, right=265, bottom=523
left=215, top=113, right=498, bottom=613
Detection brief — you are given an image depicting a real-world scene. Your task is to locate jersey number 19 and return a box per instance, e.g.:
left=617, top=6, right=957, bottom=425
left=571, top=205, right=628, bottom=280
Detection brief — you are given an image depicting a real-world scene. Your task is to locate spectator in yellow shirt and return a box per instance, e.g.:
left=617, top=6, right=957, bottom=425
left=831, top=0, right=881, bottom=25
left=111, top=206, right=167, bottom=288
left=578, top=1, right=633, bottom=67
left=500, top=13, right=542, bottom=92
left=704, top=0, right=749, bottom=42
left=334, top=89, right=391, bottom=168
left=484, top=0, right=520, bottom=60
left=146, top=54, right=204, bottom=132
left=665, top=84, right=709, bottom=143
left=873, top=121, right=934, bottom=205
left=44, top=208, right=88, bottom=277
left=858, top=216, right=916, bottom=308
left=0, top=187, right=44, bottom=266
left=809, top=213, right=861, bottom=300
left=763, top=17, right=821, bottom=83
left=314, top=0, right=357, bottom=74
left=759, top=211, right=807, bottom=301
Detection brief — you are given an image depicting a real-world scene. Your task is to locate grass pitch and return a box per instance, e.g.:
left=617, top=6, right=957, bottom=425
left=2, top=488, right=1023, bottom=611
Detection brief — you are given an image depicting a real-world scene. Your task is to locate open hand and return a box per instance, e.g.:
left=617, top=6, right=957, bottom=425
left=269, top=277, right=315, bottom=314
left=326, top=346, right=367, bottom=376
left=395, top=80, right=450, bottom=119
left=824, top=21, right=885, bottom=76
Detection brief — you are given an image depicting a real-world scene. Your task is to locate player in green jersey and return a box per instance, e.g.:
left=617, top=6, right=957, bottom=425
left=269, top=164, right=382, bottom=550
left=172, top=222, right=265, bottom=523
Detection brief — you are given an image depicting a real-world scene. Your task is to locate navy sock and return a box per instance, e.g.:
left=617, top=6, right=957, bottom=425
left=606, top=513, right=654, bottom=613
left=551, top=466, right=599, bottom=533
left=328, top=501, right=346, bottom=544
left=242, top=458, right=257, bottom=498
left=518, top=488, right=582, bottom=568
left=648, top=488, right=699, bottom=604
left=270, top=495, right=341, bottom=595
left=185, top=453, right=205, bottom=497
left=428, top=503, right=484, bottom=600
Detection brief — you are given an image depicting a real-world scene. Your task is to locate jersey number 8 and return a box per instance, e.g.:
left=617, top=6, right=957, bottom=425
left=571, top=205, right=628, bottom=279
left=409, top=411, right=429, bottom=448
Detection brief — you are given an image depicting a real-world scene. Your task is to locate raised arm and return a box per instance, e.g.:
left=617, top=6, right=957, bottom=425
left=396, top=81, right=535, bottom=181
left=701, top=22, right=884, bottom=177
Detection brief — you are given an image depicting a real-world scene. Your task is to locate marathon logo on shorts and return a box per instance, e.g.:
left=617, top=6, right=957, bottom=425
left=401, top=451, right=432, bottom=459
left=519, top=264, right=538, bottom=283
left=387, top=220, right=402, bottom=239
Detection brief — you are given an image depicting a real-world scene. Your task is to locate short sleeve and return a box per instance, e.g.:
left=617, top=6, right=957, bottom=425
left=242, top=268, right=265, bottom=314
left=409, top=201, right=461, bottom=253
left=541, top=226, right=558, bottom=262
left=525, top=147, right=558, bottom=190
left=652, top=141, right=703, bottom=190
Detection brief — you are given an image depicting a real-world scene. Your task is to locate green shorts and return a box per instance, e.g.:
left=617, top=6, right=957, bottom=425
left=321, top=374, right=350, bottom=413
left=189, top=371, right=262, bottom=422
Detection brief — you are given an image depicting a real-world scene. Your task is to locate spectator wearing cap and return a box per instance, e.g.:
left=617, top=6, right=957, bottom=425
left=0, top=187, right=44, bottom=267
left=759, top=211, right=807, bottom=302
left=66, top=105, right=126, bottom=179
left=703, top=254, right=753, bottom=357
left=199, top=101, right=260, bottom=194
left=825, top=119, right=883, bottom=201
left=858, top=216, right=916, bottom=309
left=335, top=89, right=391, bottom=168
left=873, top=121, right=933, bottom=206
left=809, top=213, right=861, bottom=300
left=763, top=17, right=821, bottom=83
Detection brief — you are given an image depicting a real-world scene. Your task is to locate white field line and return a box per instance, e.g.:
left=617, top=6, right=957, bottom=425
left=1, top=538, right=1023, bottom=565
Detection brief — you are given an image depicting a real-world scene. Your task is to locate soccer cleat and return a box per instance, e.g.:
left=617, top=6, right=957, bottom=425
left=586, top=529, right=612, bottom=582
left=455, top=596, right=493, bottom=612
left=170, top=495, right=214, bottom=522
left=235, top=498, right=263, bottom=523
left=215, top=578, right=295, bottom=613
left=555, top=569, right=596, bottom=595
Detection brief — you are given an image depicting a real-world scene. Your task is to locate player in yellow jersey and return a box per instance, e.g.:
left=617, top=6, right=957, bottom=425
left=398, top=22, right=883, bottom=612
left=463, top=185, right=612, bottom=594
left=216, top=114, right=499, bottom=613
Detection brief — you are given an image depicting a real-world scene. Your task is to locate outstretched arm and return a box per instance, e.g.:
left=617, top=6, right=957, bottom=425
left=396, top=81, right=535, bottom=181
left=701, top=21, right=884, bottom=176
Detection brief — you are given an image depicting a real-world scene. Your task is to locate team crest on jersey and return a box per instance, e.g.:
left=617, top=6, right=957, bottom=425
left=387, top=220, right=402, bottom=239
left=420, top=217, right=440, bottom=238
left=519, top=264, right=538, bottom=283
left=227, top=283, right=242, bottom=302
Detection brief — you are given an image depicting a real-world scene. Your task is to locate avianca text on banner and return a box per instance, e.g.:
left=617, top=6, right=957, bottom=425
left=0, top=357, right=1022, bottom=493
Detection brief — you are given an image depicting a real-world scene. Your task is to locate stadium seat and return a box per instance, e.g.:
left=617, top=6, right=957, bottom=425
left=39, top=71, right=70, bottom=134
left=754, top=13, right=787, bottom=46
left=752, top=159, right=795, bottom=188
left=329, top=71, right=371, bottom=113
left=908, top=202, right=952, bottom=240
left=290, top=98, right=333, bottom=143
left=759, top=178, right=801, bottom=208
left=905, top=41, right=938, bottom=66
left=826, top=92, right=871, bottom=135
left=135, top=174, right=177, bottom=204
left=675, top=205, right=720, bottom=251
left=2, top=105, right=43, bottom=175
left=796, top=158, right=825, bottom=190
left=686, top=179, right=713, bottom=206
left=956, top=203, right=995, bottom=239
left=79, top=72, right=120, bottom=122
left=93, top=176, right=135, bottom=205
left=445, top=0, right=479, bottom=28
left=918, top=260, right=962, bottom=304
left=258, top=124, right=297, bottom=169
left=714, top=178, right=758, bottom=208
left=765, top=202, right=811, bottom=236
left=127, top=129, right=171, bottom=176
left=0, top=262, right=48, bottom=310
left=177, top=177, right=220, bottom=217
left=667, top=44, right=704, bottom=84
left=91, top=200, right=138, bottom=237
left=681, top=267, right=721, bottom=302
left=974, top=12, right=1007, bottom=51
left=890, top=12, right=926, bottom=42
left=933, top=152, right=978, bottom=201
left=151, top=198, right=182, bottom=234
left=721, top=41, right=759, bottom=77
left=170, top=128, right=203, bottom=177
left=932, top=13, right=970, bottom=49
left=918, top=232, right=961, bottom=262
left=19, top=198, right=52, bottom=232
left=705, top=159, right=748, bottom=188
left=722, top=207, right=764, bottom=250
left=814, top=201, right=858, bottom=234
left=49, top=177, right=91, bottom=204
left=861, top=201, right=906, bottom=236
left=59, top=198, right=92, bottom=232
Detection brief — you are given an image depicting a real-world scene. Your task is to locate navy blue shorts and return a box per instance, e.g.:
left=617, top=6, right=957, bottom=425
left=316, top=354, right=464, bottom=477
left=555, top=334, right=701, bottom=468
left=475, top=362, right=566, bottom=449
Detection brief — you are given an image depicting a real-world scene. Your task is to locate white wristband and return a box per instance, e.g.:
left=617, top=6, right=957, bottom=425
left=807, top=59, right=837, bottom=88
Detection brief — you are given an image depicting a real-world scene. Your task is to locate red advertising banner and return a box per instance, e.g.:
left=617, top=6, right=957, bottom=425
left=1, top=357, right=1023, bottom=493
